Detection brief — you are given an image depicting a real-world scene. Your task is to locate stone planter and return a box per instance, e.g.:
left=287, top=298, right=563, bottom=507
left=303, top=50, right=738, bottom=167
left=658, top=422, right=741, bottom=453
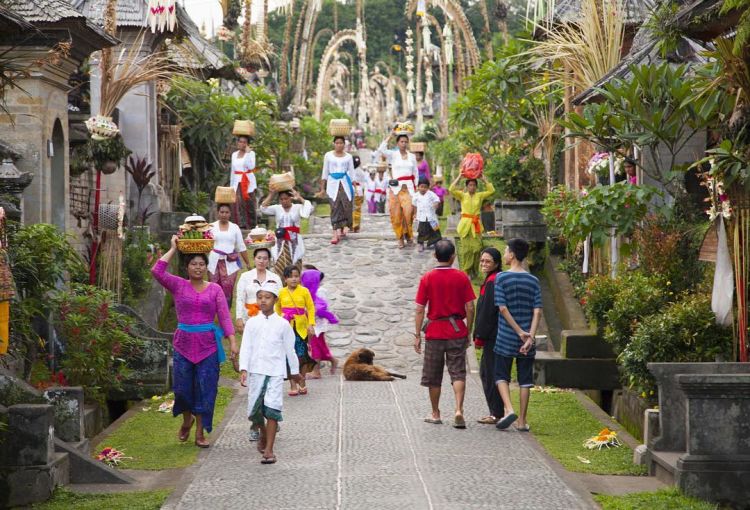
left=647, top=362, right=750, bottom=452
left=501, top=201, right=547, bottom=242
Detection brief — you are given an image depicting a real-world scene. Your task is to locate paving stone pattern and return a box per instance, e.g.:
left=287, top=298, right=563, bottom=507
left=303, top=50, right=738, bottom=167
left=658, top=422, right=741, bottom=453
left=170, top=213, right=590, bottom=509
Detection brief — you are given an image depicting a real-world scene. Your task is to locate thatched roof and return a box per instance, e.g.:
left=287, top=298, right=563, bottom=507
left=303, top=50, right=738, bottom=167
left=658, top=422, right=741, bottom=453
left=572, top=0, right=729, bottom=105
left=552, top=0, right=653, bottom=26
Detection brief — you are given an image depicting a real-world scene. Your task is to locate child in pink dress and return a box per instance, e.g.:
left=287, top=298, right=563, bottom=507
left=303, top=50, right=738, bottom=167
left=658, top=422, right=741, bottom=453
left=301, top=265, right=339, bottom=377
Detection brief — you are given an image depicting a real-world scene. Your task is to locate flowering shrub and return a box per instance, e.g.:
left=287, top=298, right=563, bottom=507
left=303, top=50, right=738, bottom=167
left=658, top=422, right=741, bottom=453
left=541, top=185, right=579, bottom=238
left=52, top=285, right=141, bottom=403
left=586, top=152, right=624, bottom=178
left=583, top=275, right=621, bottom=328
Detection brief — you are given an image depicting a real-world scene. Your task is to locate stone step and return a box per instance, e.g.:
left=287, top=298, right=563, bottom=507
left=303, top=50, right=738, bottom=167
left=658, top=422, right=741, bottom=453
left=534, top=352, right=621, bottom=390
left=650, top=450, right=681, bottom=485
left=561, top=329, right=616, bottom=359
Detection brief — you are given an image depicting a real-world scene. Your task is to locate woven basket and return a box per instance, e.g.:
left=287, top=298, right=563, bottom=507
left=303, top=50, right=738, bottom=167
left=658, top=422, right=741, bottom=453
left=329, top=119, right=351, bottom=137
left=98, top=204, right=120, bottom=231
left=410, top=142, right=426, bottom=153
left=177, top=238, right=214, bottom=254
left=245, top=240, right=274, bottom=249
left=233, top=120, right=256, bottom=137
left=269, top=171, right=295, bottom=192
left=214, top=186, right=236, bottom=204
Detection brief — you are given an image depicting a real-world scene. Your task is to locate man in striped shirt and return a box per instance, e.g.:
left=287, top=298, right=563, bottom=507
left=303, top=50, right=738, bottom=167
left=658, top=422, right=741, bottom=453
left=493, top=238, right=543, bottom=431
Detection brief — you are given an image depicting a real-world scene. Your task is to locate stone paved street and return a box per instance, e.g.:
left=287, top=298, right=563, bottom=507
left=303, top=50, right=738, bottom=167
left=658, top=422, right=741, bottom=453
left=166, top=213, right=594, bottom=509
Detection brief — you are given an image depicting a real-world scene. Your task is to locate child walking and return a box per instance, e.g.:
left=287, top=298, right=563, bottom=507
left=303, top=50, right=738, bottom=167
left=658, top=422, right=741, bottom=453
left=493, top=238, right=543, bottom=431
left=239, top=281, right=302, bottom=464
left=412, top=178, right=442, bottom=252
left=276, top=265, right=316, bottom=395
left=300, top=265, right=339, bottom=378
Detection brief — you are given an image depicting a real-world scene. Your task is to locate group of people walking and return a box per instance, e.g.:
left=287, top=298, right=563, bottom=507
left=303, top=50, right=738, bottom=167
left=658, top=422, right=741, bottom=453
left=150, top=128, right=538, bottom=465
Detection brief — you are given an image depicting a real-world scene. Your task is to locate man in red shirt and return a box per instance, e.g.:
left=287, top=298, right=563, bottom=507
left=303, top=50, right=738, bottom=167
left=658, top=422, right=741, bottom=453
left=414, top=239, right=476, bottom=429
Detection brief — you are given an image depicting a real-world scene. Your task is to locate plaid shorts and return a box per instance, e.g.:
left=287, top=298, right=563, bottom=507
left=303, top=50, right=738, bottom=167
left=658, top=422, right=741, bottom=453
left=420, top=338, right=468, bottom=387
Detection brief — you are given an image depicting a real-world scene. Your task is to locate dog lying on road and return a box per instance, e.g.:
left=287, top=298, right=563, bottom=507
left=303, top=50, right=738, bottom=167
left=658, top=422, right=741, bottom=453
left=343, top=348, right=407, bottom=381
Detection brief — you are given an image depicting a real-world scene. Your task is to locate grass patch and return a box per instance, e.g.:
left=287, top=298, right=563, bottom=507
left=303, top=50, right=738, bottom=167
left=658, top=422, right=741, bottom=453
left=593, top=487, right=715, bottom=510
left=94, top=386, right=234, bottom=470
left=32, top=488, right=171, bottom=510
left=514, top=390, right=647, bottom=475
left=315, top=202, right=331, bottom=216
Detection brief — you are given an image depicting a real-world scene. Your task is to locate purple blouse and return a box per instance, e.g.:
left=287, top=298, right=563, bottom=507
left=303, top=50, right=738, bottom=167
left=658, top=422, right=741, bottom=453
left=418, top=160, right=432, bottom=181
left=151, top=260, right=235, bottom=364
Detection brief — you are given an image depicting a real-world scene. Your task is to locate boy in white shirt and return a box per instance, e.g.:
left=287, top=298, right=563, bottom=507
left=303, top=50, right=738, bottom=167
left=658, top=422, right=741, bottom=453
left=412, top=177, right=442, bottom=252
left=239, top=281, right=303, bottom=464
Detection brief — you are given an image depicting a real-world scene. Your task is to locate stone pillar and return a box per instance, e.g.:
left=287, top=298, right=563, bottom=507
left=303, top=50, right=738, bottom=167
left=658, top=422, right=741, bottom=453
left=43, top=387, right=85, bottom=443
left=676, top=374, right=750, bottom=508
left=4, top=404, right=54, bottom=466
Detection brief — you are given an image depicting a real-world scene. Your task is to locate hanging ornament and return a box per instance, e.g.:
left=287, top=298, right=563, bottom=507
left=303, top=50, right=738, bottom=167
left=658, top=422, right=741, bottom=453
left=405, top=27, right=415, bottom=113
left=148, top=0, right=178, bottom=34
left=443, top=23, right=454, bottom=66
left=417, top=0, right=427, bottom=17
left=422, top=20, right=432, bottom=53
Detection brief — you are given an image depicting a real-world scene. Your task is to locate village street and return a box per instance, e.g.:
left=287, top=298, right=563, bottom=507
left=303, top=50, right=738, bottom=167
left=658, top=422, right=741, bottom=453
left=163, top=214, right=594, bottom=510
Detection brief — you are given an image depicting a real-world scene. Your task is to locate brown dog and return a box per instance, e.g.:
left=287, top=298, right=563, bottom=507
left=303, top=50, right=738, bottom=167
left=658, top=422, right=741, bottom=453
left=343, top=348, right=407, bottom=381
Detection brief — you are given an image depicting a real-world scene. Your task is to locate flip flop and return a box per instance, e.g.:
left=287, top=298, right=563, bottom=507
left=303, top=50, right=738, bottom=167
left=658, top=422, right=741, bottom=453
left=330, top=238, right=339, bottom=245
left=261, top=455, right=277, bottom=464
left=424, top=417, right=443, bottom=425
left=496, top=413, right=518, bottom=430
left=453, top=415, right=467, bottom=429
left=515, top=425, right=531, bottom=432
left=298, top=387, right=308, bottom=395
left=288, top=390, right=299, bottom=396
left=477, top=416, right=498, bottom=425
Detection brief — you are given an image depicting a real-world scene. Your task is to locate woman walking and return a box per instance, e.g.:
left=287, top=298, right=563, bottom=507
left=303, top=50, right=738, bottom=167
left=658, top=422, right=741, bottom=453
left=473, top=247, right=504, bottom=424
left=230, top=135, right=258, bottom=229
left=377, top=133, right=419, bottom=248
left=319, top=136, right=355, bottom=245
left=450, top=174, right=495, bottom=278
left=151, top=236, right=237, bottom=448
left=208, top=204, right=250, bottom=308
left=260, top=189, right=313, bottom=276
left=234, top=247, right=281, bottom=333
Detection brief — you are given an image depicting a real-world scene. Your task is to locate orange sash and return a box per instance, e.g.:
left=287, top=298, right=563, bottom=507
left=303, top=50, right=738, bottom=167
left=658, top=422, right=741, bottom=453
left=461, top=213, right=481, bottom=234
left=245, top=303, right=260, bottom=317
left=234, top=169, right=256, bottom=200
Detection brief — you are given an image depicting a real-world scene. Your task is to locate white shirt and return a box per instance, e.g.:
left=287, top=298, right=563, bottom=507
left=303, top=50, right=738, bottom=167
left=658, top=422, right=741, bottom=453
left=230, top=150, right=257, bottom=193
left=374, top=174, right=388, bottom=201
left=313, top=287, right=334, bottom=336
left=321, top=152, right=355, bottom=201
left=260, top=201, right=314, bottom=265
left=352, top=168, right=368, bottom=197
left=364, top=174, right=377, bottom=201
left=207, top=221, right=246, bottom=275
left=377, top=141, right=418, bottom=194
left=412, top=190, right=440, bottom=223
left=235, top=268, right=282, bottom=321
left=239, top=312, right=299, bottom=377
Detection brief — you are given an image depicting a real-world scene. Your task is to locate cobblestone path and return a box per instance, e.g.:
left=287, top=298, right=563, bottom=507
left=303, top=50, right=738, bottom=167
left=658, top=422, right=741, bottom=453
left=167, top=213, right=593, bottom=509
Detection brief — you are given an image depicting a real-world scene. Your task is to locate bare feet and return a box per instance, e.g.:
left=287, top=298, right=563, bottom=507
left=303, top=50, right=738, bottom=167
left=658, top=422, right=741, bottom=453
left=398, top=239, right=405, bottom=249
left=330, top=358, right=338, bottom=375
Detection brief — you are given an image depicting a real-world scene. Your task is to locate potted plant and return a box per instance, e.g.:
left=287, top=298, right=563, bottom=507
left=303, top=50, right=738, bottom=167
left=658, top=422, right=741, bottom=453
left=89, top=136, right=131, bottom=175
left=485, top=149, right=547, bottom=241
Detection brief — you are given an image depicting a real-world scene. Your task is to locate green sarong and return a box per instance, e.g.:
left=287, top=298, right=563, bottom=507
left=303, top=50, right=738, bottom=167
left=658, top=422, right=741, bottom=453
left=459, top=235, right=483, bottom=278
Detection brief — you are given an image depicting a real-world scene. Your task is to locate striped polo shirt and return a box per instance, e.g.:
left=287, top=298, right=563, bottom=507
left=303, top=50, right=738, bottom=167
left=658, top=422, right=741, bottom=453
left=493, top=271, right=542, bottom=357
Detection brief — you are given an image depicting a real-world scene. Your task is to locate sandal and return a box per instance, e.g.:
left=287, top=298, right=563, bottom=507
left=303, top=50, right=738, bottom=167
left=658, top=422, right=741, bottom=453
left=288, top=390, right=299, bottom=396
left=178, top=417, right=195, bottom=442
left=298, top=387, right=308, bottom=395
left=515, top=424, right=531, bottom=432
left=477, top=416, right=498, bottom=425
left=261, top=455, right=277, bottom=464
left=330, top=238, right=339, bottom=245
left=453, top=415, right=467, bottom=429
left=424, top=416, right=442, bottom=425
left=195, top=437, right=210, bottom=448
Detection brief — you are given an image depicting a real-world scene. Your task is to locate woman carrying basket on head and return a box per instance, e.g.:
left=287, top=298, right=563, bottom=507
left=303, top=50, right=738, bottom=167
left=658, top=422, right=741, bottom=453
left=377, top=126, right=419, bottom=249
left=208, top=203, right=251, bottom=308
left=319, top=136, right=356, bottom=245
left=260, top=188, right=314, bottom=276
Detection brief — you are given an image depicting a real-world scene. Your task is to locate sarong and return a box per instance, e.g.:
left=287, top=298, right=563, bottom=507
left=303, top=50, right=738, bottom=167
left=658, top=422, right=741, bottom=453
left=458, top=235, right=483, bottom=278
left=352, top=196, right=364, bottom=232
left=309, top=332, right=334, bottom=362
left=172, top=350, right=220, bottom=432
left=287, top=331, right=316, bottom=374
left=232, top=187, right=256, bottom=229
left=377, top=198, right=386, bottom=214
left=329, top=183, right=353, bottom=230
left=208, top=259, right=238, bottom=308
left=436, top=201, right=444, bottom=217
left=247, top=373, right=283, bottom=427
left=389, top=187, right=414, bottom=240
left=417, top=221, right=441, bottom=246
left=273, top=241, right=301, bottom=276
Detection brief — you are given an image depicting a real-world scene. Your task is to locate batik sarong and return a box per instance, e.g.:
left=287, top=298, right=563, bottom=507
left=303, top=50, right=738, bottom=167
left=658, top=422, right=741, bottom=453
left=172, top=350, right=220, bottom=433
left=352, top=196, right=364, bottom=232
left=232, top=187, right=257, bottom=229
left=329, top=183, right=353, bottom=230
left=389, top=187, right=414, bottom=240
left=208, top=259, right=238, bottom=308
left=247, top=373, right=283, bottom=427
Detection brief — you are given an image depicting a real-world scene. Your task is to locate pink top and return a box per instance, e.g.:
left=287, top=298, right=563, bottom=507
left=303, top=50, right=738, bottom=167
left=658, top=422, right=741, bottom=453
left=432, top=185, right=448, bottom=201
left=417, top=160, right=432, bottom=181
left=151, top=260, right=235, bottom=363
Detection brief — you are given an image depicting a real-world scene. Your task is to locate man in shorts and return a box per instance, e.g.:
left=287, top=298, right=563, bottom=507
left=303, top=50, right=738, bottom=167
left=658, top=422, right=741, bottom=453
left=414, top=239, right=476, bottom=429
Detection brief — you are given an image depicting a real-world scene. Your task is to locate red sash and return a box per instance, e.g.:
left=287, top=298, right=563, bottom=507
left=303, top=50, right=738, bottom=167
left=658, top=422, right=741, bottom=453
left=281, top=225, right=300, bottom=240
left=233, top=169, right=256, bottom=200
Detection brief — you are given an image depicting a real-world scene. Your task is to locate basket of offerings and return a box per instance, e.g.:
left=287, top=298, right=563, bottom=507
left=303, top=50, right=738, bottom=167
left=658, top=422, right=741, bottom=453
left=269, top=171, right=295, bottom=192
left=460, top=153, right=484, bottom=179
left=393, top=122, right=415, bottom=137
left=409, top=142, right=426, bottom=153
left=85, top=115, right=119, bottom=140
left=233, top=120, right=256, bottom=137
left=245, top=227, right=275, bottom=249
left=329, top=119, right=351, bottom=137
left=176, top=214, right=214, bottom=253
